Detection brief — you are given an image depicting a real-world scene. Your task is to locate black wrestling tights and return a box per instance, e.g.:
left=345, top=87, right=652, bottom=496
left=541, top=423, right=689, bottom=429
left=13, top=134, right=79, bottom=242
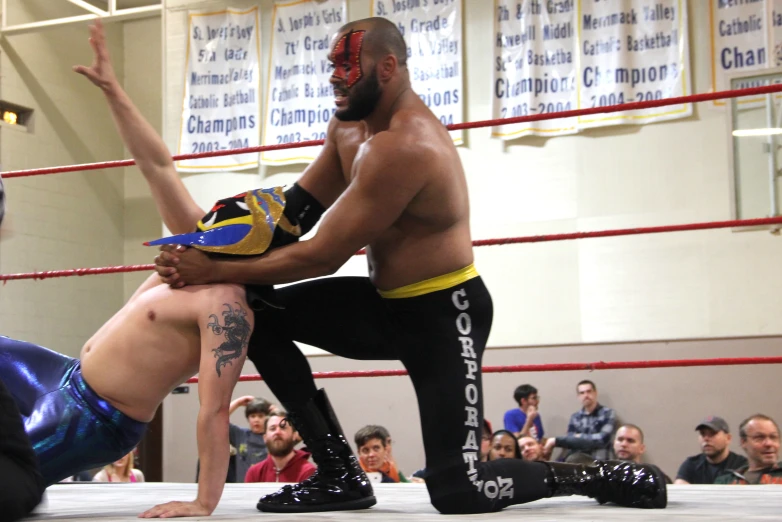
left=248, top=276, right=551, bottom=513
left=0, top=378, right=45, bottom=521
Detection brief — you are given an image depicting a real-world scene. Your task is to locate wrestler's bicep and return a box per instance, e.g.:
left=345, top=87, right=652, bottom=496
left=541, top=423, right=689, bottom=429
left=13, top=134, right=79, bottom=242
left=296, top=123, right=347, bottom=209
left=196, top=290, right=253, bottom=412
left=308, top=137, right=425, bottom=262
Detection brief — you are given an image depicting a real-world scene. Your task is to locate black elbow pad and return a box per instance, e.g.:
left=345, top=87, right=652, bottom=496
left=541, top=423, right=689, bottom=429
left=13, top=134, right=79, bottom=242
left=283, top=183, right=325, bottom=236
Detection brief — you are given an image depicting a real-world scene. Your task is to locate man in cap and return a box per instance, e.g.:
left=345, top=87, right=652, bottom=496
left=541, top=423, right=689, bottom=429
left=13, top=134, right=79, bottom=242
left=674, top=416, right=747, bottom=484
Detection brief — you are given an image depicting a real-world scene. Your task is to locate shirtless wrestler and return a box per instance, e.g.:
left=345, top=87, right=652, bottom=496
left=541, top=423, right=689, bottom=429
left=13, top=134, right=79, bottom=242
left=153, top=18, right=667, bottom=514
left=0, top=21, right=261, bottom=519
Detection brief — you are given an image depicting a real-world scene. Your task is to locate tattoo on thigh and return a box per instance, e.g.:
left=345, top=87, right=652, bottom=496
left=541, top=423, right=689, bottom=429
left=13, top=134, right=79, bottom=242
left=206, top=302, right=250, bottom=377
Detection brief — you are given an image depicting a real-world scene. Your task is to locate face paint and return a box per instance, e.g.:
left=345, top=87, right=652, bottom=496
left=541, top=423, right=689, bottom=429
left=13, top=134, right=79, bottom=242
left=331, top=30, right=366, bottom=88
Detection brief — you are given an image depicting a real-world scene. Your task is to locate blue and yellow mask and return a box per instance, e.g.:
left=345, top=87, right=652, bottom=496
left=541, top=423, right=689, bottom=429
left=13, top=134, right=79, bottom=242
left=144, top=187, right=300, bottom=256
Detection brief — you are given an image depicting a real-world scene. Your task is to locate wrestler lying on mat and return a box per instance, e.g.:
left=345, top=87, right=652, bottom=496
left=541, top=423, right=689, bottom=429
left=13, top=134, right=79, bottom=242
left=0, top=21, right=304, bottom=520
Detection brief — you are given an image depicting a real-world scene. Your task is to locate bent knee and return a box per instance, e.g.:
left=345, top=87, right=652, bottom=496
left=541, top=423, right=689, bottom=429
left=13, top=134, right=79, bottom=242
left=430, top=492, right=496, bottom=515
left=426, top=470, right=497, bottom=515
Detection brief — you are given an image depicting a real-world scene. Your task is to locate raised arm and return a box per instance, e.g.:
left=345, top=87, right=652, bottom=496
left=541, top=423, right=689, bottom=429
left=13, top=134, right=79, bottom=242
left=140, top=287, right=252, bottom=518
left=74, top=20, right=204, bottom=234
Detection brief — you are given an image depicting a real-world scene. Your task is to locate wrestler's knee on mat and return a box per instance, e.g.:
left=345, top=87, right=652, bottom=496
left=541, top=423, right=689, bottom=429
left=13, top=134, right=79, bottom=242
left=0, top=456, right=45, bottom=522
left=425, top=470, right=498, bottom=515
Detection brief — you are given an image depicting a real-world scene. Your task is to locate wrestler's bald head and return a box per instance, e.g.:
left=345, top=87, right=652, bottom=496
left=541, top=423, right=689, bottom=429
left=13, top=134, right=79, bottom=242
left=336, top=17, right=407, bottom=68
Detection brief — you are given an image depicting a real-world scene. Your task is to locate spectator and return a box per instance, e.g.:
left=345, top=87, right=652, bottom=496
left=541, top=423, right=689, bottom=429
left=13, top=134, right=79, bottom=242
left=613, top=424, right=645, bottom=464
left=503, top=384, right=544, bottom=441
left=715, top=414, right=782, bottom=485
left=92, top=451, right=144, bottom=483
left=480, top=418, right=493, bottom=462
left=675, top=416, right=747, bottom=485
left=518, top=436, right=544, bottom=462
left=543, top=380, right=616, bottom=461
left=355, top=425, right=410, bottom=483
left=244, top=411, right=316, bottom=483
left=196, top=396, right=274, bottom=483
left=489, top=430, right=522, bottom=460
left=231, top=397, right=274, bottom=481
left=613, top=424, right=672, bottom=484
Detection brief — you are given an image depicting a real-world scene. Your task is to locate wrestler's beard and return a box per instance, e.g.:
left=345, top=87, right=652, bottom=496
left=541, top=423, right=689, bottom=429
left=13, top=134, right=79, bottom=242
left=335, top=69, right=382, bottom=122
left=267, top=436, right=296, bottom=457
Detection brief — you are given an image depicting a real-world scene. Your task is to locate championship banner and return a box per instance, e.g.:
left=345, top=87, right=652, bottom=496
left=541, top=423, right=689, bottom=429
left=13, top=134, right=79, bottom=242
left=774, top=0, right=782, bottom=67
left=371, top=0, right=464, bottom=145
left=176, top=7, right=261, bottom=172
left=710, top=0, right=768, bottom=107
left=577, top=0, right=691, bottom=128
left=491, top=0, right=578, bottom=139
left=261, top=0, right=347, bottom=165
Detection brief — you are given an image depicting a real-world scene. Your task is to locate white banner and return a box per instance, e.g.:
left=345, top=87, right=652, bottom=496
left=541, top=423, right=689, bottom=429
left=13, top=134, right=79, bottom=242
left=710, top=0, right=768, bottom=107
left=261, top=0, right=346, bottom=165
left=775, top=1, right=782, bottom=66
left=578, top=0, right=691, bottom=128
left=492, top=0, right=578, bottom=139
left=176, top=7, right=261, bottom=172
left=372, top=0, right=464, bottom=145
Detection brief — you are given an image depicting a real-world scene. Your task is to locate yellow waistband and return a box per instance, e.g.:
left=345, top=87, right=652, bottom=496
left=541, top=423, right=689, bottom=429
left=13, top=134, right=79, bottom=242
left=378, top=264, right=479, bottom=299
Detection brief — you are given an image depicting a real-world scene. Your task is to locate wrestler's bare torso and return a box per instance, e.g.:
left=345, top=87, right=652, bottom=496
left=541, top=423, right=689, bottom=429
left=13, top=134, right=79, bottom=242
left=312, top=95, right=474, bottom=290
left=79, top=276, right=247, bottom=422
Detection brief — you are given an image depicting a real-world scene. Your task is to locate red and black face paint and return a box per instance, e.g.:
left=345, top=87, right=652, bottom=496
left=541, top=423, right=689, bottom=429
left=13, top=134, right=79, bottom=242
left=331, top=30, right=366, bottom=88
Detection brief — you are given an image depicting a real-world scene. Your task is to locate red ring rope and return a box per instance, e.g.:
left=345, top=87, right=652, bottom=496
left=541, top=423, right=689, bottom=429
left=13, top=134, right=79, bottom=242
left=184, top=356, right=782, bottom=384
left=2, top=215, right=781, bottom=282
left=3, top=83, right=781, bottom=179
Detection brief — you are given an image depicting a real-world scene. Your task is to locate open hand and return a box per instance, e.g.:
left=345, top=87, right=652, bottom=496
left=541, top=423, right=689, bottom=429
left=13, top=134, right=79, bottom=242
left=139, top=499, right=213, bottom=518
left=73, top=19, right=119, bottom=92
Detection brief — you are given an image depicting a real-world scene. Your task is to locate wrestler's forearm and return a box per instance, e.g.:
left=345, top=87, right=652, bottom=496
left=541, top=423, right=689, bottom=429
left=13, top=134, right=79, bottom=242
left=194, top=411, right=230, bottom=512
left=101, top=83, right=203, bottom=234
left=214, top=241, right=338, bottom=285
left=102, top=83, right=170, bottom=171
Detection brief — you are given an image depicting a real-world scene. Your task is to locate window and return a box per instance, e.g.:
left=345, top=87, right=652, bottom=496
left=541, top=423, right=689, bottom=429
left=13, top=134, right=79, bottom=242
left=0, top=101, right=33, bottom=130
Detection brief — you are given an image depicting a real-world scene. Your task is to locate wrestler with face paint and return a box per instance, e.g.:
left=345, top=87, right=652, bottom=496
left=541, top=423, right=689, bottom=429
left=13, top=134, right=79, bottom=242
left=154, top=17, right=667, bottom=515
left=329, top=29, right=382, bottom=122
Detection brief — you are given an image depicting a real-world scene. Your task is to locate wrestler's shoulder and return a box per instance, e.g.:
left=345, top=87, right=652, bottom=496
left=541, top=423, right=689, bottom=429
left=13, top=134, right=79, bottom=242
left=392, top=107, right=441, bottom=132
left=364, top=129, right=429, bottom=167
left=151, top=281, right=248, bottom=312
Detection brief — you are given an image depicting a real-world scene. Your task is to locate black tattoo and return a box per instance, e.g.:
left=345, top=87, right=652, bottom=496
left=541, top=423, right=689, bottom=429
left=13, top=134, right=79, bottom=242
left=207, top=302, right=251, bottom=377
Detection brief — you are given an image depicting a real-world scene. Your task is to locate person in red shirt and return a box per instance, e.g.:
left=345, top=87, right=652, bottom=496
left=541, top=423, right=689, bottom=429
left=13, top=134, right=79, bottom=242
left=245, top=411, right=316, bottom=483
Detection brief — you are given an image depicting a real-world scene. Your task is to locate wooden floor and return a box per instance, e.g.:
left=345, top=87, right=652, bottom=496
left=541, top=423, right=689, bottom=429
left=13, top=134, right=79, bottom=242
left=29, top=483, right=782, bottom=521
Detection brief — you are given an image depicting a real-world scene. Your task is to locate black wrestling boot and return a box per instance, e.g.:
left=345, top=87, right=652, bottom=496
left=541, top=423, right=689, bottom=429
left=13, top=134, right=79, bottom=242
left=256, top=389, right=376, bottom=513
left=544, top=460, right=667, bottom=509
